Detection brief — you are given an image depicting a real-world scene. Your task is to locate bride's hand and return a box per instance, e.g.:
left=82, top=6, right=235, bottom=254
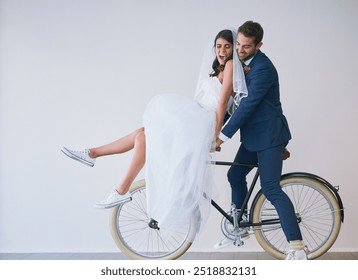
left=215, top=138, right=223, bottom=152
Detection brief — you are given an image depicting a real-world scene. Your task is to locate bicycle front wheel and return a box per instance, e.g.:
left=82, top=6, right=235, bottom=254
left=110, top=179, right=197, bottom=259
left=252, top=176, right=341, bottom=260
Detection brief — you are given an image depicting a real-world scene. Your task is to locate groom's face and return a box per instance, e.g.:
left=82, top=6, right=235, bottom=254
left=236, top=32, right=262, bottom=62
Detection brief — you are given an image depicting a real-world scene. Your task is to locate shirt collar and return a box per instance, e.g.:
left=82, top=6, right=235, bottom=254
left=242, top=56, right=254, bottom=66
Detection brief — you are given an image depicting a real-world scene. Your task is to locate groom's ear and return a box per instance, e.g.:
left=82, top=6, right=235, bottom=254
left=256, top=42, right=263, bottom=50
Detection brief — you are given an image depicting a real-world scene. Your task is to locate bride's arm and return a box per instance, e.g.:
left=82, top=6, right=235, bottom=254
left=215, top=60, right=234, bottom=137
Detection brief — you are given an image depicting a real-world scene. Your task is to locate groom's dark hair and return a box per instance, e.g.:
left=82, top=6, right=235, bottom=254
left=238, top=21, right=264, bottom=45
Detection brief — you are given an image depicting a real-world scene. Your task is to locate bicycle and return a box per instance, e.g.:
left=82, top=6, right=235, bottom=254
left=109, top=161, right=344, bottom=260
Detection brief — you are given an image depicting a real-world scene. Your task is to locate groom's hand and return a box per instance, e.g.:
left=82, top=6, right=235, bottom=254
left=283, top=148, right=290, bottom=160
left=216, top=138, right=223, bottom=152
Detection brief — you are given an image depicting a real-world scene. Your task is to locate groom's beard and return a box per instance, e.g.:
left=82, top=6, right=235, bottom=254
left=238, top=50, right=257, bottom=63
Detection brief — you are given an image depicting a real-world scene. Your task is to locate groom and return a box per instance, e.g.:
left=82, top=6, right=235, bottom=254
left=216, top=21, right=307, bottom=260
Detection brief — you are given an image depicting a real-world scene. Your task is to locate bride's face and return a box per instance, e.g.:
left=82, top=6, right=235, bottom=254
left=215, top=38, right=233, bottom=65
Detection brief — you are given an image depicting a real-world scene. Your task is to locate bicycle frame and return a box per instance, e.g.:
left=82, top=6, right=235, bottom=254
left=211, top=161, right=268, bottom=228
left=211, top=161, right=292, bottom=230
left=211, top=160, right=345, bottom=228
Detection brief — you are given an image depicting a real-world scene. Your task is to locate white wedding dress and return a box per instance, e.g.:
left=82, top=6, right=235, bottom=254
left=143, top=77, right=233, bottom=238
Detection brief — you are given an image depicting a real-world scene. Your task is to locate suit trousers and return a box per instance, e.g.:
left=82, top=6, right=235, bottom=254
left=227, top=143, right=302, bottom=241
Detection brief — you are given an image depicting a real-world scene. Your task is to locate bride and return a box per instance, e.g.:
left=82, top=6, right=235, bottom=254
left=62, top=28, right=247, bottom=237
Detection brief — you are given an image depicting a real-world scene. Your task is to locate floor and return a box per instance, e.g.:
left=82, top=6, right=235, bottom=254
left=1, top=252, right=357, bottom=260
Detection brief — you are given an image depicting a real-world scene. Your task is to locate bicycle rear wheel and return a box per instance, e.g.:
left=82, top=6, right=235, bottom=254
left=252, top=175, right=341, bottom=259
left=110, top=179, right=197, bottom=259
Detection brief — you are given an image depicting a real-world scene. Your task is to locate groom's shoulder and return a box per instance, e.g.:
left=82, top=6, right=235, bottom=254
left=254, top=50, right=271, bottom=64
left=253, top=51, right=276, bottom=69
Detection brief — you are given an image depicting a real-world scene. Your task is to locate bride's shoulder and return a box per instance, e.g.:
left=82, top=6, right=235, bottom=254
left=226, top=59, right=233, bottom=66
left=224, top=60, right=233, bottom=71
left=222, top=60, right=233, bottom=83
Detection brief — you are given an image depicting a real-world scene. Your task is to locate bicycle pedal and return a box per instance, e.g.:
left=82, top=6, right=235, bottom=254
left=233, top=239, right=244, bottom=247
left=233, top=232, right=250, bottom=247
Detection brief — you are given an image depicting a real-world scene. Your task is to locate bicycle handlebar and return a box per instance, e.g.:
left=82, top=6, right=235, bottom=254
left=211, top=161, right=258, bottom=168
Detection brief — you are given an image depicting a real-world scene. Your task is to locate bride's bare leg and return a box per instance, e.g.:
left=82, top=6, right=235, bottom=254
left=88, top=127, right=145, bottom=195
left=92, top=128, right=146, bottom=209
left=88, top=127, right=144, bottom=158
left=116, top=129, right=146, bottom=194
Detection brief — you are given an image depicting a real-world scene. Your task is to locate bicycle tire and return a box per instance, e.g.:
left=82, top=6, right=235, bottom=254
left=252, top=175, right=341, bottom=260
left=110, top=179, right=197, bottom=259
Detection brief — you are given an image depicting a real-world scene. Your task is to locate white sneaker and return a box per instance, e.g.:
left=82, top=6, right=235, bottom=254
left=93, top=190, right=132, bottom=209
left=214, top=237, right=235, bottom=249
left=285, top=248, right=308, bottom=260
left=61, top=147, right=95, bottom=167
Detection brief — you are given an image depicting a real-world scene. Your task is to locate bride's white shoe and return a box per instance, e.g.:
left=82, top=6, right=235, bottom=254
left=94, top=190, right=132, bottom=209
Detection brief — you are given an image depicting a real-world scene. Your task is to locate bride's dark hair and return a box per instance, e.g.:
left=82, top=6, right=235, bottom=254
left=210, top=29, right=234, bottom=77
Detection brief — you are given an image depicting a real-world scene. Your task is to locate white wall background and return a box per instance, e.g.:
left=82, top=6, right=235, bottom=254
left=1, top=0, right=357, bottom=254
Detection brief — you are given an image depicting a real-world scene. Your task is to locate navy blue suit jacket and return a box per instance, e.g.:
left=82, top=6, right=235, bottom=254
left=222, top=50, right=291, bottom=152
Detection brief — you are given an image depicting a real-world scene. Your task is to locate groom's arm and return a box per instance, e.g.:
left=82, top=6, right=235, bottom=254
left=220, top=61, right=275, bottom=141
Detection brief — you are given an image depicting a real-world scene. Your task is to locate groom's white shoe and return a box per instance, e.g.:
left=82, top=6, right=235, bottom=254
left=214, top=237, right=235, bottom=249
left=214, top=230, right=250, bottom=249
